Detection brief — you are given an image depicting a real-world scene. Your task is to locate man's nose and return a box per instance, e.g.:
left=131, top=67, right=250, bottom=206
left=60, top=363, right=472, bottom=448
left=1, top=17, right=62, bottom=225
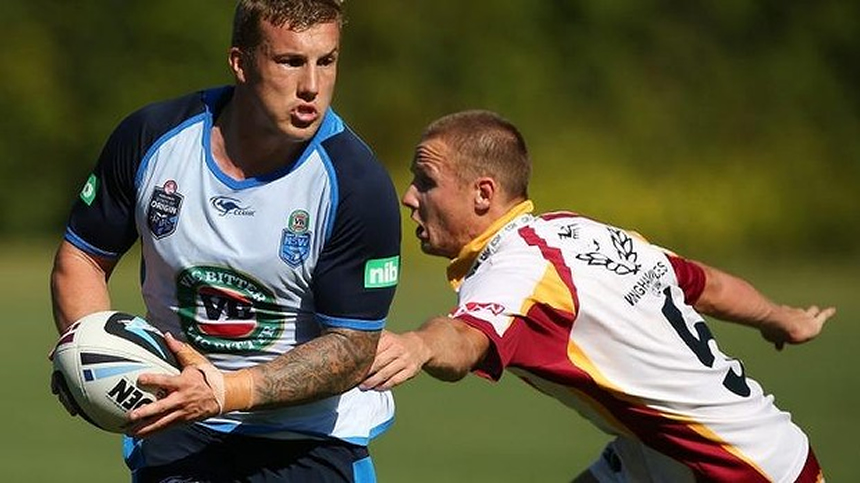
left=401, top=185, right=418, bottom=208
left=298, top=65, right=319, bottom=100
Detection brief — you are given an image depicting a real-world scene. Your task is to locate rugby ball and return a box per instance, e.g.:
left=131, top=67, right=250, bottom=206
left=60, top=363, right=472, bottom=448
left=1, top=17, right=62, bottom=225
left=51, top=311, right=180, bottom=433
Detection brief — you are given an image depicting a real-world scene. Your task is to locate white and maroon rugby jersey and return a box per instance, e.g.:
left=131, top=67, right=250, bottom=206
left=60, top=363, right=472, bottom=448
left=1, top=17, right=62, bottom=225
left=448, top=201, right=815, bottom=482
left=64, top=87, right=400, bottom=446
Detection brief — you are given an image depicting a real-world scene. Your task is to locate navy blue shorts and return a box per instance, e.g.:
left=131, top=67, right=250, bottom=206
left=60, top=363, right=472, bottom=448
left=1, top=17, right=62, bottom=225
left=126, top=424, right=375, bottom=483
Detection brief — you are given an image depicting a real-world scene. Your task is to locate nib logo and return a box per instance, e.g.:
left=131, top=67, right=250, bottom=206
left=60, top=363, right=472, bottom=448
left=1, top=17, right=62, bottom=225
left=364, top=256, right=399, bottom=288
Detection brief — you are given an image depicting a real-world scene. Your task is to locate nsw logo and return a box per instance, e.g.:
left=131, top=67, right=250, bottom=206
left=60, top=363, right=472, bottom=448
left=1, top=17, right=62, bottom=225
left=280, top=210, right=312, bottom=267
left=210, top=196, right=255, bottom=217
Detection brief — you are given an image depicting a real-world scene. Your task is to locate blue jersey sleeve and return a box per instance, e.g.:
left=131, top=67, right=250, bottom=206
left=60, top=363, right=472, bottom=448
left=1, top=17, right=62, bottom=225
left=312, top=128, right=401, bottom=330
left=64, top=91, right=212, bottom=258
left=64, top=112, right=145, bottom=258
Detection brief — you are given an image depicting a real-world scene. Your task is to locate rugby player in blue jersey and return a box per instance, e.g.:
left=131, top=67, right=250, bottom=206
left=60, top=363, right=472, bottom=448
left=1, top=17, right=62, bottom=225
left=50, top=1, right=400, bottom=481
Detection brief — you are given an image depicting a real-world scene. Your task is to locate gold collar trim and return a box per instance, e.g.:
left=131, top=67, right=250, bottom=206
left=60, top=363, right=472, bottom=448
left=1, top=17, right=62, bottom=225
left=447, top=200, right=534, bottom=290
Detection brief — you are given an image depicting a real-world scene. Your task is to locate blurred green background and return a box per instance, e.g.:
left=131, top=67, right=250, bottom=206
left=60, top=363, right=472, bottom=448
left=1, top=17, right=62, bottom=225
left=1, top=0, right=857, bottom=481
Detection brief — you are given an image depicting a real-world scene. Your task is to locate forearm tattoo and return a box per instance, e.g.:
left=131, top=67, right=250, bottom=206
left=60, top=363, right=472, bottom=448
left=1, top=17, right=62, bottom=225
left=253, top=328, right=379, bottom=409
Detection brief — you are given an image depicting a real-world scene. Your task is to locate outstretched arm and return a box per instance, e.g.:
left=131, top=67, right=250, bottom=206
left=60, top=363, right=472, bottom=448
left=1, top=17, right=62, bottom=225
left=692, top=261, right=835, bottom=350
left=360, top=317, right=491, bottom=391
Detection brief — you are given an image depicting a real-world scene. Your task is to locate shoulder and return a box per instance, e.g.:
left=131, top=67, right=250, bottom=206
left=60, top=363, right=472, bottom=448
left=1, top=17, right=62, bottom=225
left=318, top=114, right=391, bottom=191
left=109, top=87, right=225, bottom=151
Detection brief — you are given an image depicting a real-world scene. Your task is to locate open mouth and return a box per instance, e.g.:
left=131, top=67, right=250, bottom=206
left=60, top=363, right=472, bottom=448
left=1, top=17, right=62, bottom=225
left=292, top=105, right=318, bottom=126
left=415, top=225, right=428, bottom=241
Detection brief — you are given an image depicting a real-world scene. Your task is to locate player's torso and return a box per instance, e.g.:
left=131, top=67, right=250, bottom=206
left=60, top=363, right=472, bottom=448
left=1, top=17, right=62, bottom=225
left=133, top=117, right=333, bottom=369
left=463, top=213, right=809, bottom=481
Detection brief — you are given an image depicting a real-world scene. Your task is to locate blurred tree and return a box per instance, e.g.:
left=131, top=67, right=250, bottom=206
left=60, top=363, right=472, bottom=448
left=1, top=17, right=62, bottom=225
left=1, top=0, right=857, bottom=258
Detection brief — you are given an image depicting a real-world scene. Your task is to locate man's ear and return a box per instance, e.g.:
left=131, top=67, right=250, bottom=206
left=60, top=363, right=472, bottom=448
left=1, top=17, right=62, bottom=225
left=229, top=47, right=248, bottom=83
left=475, top=177, right=496, bottom=213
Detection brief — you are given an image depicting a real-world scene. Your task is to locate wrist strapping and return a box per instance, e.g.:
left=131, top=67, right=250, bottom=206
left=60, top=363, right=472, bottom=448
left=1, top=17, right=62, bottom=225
left=223, top=370, right=255, bottom=413
left=196, top=366, right=255, bottom=414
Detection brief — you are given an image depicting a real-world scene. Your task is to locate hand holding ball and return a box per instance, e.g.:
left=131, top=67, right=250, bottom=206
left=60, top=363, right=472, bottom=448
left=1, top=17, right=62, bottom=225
left=50, top=311, right=180, bottom=433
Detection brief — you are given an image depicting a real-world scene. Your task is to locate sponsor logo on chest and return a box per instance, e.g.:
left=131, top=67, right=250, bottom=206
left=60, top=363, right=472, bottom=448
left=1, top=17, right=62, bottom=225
left=176, top=265, right=281, bottom=353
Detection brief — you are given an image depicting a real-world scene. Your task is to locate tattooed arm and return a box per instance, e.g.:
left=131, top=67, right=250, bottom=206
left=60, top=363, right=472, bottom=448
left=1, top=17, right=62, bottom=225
left=129, top=328, right=379, bottom=436
left=253, top=327, right=379, bottom=408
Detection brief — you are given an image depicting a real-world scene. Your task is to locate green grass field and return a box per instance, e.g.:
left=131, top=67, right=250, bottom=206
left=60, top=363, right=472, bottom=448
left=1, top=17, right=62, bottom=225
left=4, top=239, right=857, bottom=481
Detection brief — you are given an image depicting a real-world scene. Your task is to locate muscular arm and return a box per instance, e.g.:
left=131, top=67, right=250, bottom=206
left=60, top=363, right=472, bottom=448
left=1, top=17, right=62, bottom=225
left=50, top=241, right=118, bottom=333
left=692, top=260, right=835, bottom=349
left=251, top=326, right=379, bottom=408
left=130, top=326, right=382, bottom=435
left=418, top=317, right=491, bottom=381
left=361, top=317, right=491, bottom=391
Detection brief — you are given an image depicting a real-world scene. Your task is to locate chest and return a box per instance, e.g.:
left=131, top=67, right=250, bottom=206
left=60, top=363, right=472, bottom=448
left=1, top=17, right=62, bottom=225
left=133, top=130, right=334, bottom=290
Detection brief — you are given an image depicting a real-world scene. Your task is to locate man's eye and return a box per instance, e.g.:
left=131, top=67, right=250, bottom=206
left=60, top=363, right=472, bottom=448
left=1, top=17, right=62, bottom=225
left=278, top=57, right=305, bottom=67
left=413, top=176, right=435, bottom=191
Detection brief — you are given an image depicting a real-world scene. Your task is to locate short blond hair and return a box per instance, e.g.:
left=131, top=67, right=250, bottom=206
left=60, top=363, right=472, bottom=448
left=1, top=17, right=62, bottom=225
left=232, top=0, right=344, bottom=50
left=423, top=110, right=531, bottom=201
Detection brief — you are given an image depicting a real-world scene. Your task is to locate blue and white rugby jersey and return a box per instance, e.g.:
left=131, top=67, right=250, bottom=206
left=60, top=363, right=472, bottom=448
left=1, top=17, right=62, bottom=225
left=64, top=87, right=400, bottom=445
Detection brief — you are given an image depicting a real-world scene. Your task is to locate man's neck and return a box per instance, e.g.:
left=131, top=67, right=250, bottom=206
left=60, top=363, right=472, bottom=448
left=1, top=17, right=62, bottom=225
left=211, top=99, right=306, bottom=180
left=446, top=199, right=535, bottom=289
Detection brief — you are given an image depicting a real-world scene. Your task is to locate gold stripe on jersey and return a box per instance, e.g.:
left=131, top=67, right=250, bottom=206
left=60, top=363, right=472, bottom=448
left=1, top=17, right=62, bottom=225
left=522, top=264, right=576, bottom=318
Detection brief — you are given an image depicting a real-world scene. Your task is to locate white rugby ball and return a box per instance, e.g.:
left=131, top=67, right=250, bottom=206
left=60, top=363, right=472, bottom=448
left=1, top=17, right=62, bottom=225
left=51, top=311, right=180, bottom=433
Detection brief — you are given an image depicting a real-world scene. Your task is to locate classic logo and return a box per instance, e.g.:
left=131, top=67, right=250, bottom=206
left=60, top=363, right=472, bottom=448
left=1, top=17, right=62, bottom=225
left=147, top=180, right=184, bottom=239
left=176, top=266, right=281, bottom=353
left=364, top=256, right=399, bottom=288
left=280, top=210, right=311, bottom=267
left=210, top=196, right=255, bottom=217
left=80, top=174, right=98, bottom=206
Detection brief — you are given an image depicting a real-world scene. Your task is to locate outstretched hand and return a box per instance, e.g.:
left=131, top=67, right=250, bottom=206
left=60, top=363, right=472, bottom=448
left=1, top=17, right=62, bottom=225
left=360, top=330, right=429, bottom=391
left=761, top=305, right=836, bottom=350
left=127, top=333, right=224, bottom=437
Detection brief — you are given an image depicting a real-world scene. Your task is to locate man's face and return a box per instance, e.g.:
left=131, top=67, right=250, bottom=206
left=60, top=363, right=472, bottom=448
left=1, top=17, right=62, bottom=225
left=238, top=19, right=339, bottom=141
left=402, top=138, right=477, bottom=259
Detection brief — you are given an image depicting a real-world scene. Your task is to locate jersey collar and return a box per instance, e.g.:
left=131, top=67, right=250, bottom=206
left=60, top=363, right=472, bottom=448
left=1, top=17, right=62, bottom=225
left=447, top=200, right=534, bottom=290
